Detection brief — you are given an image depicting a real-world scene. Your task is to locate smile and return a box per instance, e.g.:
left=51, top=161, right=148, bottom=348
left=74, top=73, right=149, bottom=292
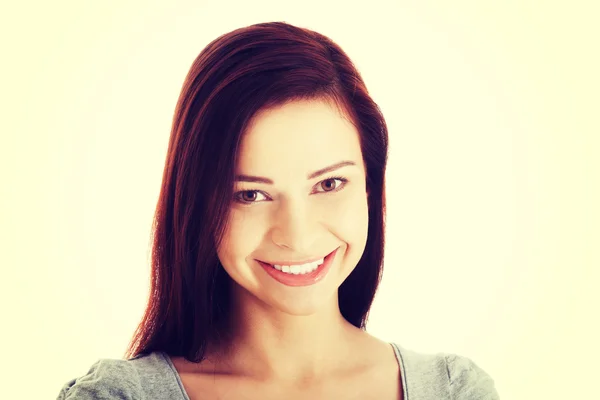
left=269, top=258, right=325, bottom=275
left=256, top=247, right=340, bottom=287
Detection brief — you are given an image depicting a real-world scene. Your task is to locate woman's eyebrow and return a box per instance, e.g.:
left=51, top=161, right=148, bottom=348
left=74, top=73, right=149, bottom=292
left=235, top=160, right=356, bottom=184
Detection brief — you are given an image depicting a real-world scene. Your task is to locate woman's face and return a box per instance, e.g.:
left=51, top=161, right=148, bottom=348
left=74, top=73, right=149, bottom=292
left=216, top=99, right=370, bottom=316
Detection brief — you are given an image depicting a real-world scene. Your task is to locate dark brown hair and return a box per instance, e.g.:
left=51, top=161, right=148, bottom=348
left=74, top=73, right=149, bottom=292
left=124, top=21, right=389, bottom=363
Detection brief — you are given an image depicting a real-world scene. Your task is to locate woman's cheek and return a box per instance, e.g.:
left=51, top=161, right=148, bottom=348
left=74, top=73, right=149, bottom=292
left=323, top=191, right=369, bottom=236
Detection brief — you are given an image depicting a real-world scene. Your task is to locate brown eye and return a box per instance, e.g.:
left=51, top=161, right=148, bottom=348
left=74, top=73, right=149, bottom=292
left=233, top=190, right=268, bottom=205
left=317, top=177, right=347, bottom=193
left=240, top=191, right=258, bottom=202
left=320, top=179, right=338, bottom=191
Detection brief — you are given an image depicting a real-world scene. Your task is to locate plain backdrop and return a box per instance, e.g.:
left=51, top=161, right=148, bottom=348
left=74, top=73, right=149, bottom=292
left=1, top=1, right=598, bottom=399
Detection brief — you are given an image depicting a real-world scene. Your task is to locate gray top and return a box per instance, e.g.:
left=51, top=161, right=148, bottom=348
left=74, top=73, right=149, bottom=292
left=57, top=342, right=500, bottom=399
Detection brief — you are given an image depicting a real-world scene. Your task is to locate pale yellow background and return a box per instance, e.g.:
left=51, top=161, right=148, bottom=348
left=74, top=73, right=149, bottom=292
left=1, top=1, right=598, bottom=399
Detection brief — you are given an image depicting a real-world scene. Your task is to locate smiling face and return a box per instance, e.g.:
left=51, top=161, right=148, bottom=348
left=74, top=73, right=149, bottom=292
left=216, top=99, right=370, bottom=317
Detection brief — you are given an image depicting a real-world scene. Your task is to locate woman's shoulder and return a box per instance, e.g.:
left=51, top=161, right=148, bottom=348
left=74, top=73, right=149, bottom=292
left=442, top=352, right=499, bottom=399
left=56, top=352, right=183, bottom=400
left=56, top=357, right=142, bottom=400
left=392, top=343, right=500, bottom=399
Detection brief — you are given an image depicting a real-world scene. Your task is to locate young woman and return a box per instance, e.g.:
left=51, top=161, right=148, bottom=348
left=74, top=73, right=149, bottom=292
left=57, top=21, right=499, bottom=400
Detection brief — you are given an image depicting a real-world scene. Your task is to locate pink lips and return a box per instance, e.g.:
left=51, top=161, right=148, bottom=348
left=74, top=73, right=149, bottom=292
left=257, top=247, right=339, bottom=287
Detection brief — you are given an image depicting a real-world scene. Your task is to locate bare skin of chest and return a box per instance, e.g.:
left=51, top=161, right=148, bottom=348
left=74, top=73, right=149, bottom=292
left=179, top=371, right=402, bottom=400
left=172, top=339, right=403, bottom=400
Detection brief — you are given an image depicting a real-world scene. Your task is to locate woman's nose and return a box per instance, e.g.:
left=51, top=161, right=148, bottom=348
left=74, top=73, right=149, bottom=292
left=271, top=200, right=319, bottom=251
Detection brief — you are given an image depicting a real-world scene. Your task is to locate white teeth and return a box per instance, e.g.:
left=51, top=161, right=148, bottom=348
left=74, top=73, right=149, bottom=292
left=273, top=258, right=324, bottom=275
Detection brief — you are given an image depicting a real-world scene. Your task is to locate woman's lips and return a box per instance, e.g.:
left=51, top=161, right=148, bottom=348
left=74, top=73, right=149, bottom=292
left=257, top=247, right=340, bottom=287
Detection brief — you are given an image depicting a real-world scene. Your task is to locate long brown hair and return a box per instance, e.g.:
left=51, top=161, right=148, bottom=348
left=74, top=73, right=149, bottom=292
left=124, top=21, right=389, bottom=363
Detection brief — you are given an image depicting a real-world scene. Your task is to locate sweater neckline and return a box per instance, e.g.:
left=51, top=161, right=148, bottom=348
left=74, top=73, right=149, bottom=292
left=160, top=342, right=408, bottom=400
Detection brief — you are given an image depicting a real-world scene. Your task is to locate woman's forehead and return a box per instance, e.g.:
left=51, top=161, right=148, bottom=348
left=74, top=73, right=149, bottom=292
left=238, top=101, right=361, bottom=166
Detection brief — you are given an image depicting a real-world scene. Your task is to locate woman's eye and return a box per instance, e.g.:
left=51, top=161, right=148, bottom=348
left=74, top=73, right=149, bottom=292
left=234, top=176, right=348, bottom=205
left=237, top=190, right=268, bottom=204
left=316, top=177, right=346, bottom=192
